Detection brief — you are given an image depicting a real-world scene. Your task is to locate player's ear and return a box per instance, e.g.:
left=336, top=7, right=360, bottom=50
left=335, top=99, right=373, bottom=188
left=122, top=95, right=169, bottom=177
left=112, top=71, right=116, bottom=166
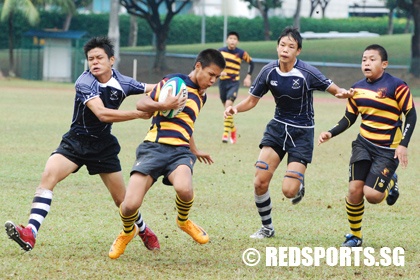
left=194, top=61, right=202, bottom=71
left=382, top=60, right=388, bottom=70
left=109, top=56, right=115, bottom=66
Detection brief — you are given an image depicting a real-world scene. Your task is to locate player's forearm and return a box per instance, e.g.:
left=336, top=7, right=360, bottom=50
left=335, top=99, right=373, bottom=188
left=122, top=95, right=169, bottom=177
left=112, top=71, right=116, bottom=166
left=96, top=109, right=142, bottom=123
left=145, top=83, right=157, bottom=93
left=234, top=95, right=259, bottom=113
left=136, top=96, right=164, bottom=112
left=328, top=111, right=357, bottom=137
left=400, top=107, right=417, bottom=147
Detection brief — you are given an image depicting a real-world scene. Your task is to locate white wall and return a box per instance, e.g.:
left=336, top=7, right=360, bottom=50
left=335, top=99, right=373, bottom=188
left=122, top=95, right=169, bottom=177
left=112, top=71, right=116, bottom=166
left=43, top=39, right=72, bottom=82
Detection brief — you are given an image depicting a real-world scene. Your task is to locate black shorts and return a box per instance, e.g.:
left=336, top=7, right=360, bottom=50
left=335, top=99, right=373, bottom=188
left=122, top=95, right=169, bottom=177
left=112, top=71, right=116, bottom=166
left=349, top=134, right=398, bottom=192
left=259, top=119, right=314, bottom=164
left=53, top=131, right=121, bottom=175
left=131, top=141, right=196, bottom=186
left=219, top=79, right=240, bottom=103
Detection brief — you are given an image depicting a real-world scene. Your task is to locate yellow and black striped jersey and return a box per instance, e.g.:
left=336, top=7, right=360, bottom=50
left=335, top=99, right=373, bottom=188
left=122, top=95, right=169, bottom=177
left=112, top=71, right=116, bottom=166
left=144, top=74, right=206, bottom=147
left=218, top=46, right=253, bottom=81
left=347, top=72, right=414, bottom=148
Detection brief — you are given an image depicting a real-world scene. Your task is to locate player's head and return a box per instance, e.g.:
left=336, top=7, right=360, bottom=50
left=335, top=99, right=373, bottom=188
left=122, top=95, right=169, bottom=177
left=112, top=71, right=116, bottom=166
left=227, top=31, right=240, bottom=40
left=226, top=31, right=240, bottom=50
left=276, top=26, right=302, bottom=63
left=83, top=36, right=114, bottom=59
left=83, top=36, right=115, bottom=82
left=195, top=48, right=226, bottom=70
left=361, top=44, right=388, bottom=82
left=191, top=49, right=226, bottom=91
left=277, top=26, right=302, bottom=50
left=364, top=44, right=388, bottom=61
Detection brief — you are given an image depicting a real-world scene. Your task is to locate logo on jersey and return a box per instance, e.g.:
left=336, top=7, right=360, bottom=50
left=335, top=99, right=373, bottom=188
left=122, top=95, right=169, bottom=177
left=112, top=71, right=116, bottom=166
left=381, top=167, right=390, bottom=177
left=377, top=178, right=386, bottom=189
left=110, top=89, right=119, bottom=100
left=292, top=79, right=301, bottom=89
left=270, top=80, right=278, bottom=86
left=376, top=88, right=388, bottom=99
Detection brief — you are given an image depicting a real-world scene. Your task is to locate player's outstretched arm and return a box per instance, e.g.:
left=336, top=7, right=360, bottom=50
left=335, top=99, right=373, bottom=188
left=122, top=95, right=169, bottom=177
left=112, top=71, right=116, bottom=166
left=243, top=74, right=252, bottom=87
left=86, top=96, right=147, bottom=123
left=145, top=83, right=157, bottom=93
left=318, top=132, right=332, bottom=146
left=136, top=88, right=186, bottom=113
left=327, top=84, right=355, bottom=99
left=224, top=95, right=259, bottom=118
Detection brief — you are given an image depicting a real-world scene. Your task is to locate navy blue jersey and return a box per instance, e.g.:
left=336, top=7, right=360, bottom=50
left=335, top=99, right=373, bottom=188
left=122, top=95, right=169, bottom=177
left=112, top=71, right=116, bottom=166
left=71, top=70, right=147, bottom=137
left=250, top=59, right=333, bottom=126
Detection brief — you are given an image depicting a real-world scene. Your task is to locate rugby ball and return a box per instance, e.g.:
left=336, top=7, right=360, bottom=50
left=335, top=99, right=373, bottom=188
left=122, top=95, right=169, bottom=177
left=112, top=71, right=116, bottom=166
left=158, top=77, right=188, bottom=118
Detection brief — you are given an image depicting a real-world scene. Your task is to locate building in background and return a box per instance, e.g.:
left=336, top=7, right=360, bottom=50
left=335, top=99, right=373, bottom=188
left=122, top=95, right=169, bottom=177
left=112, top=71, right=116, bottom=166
left=190, top=0, right=388, bottom=19
left=84, top=0, right=388, bottom=18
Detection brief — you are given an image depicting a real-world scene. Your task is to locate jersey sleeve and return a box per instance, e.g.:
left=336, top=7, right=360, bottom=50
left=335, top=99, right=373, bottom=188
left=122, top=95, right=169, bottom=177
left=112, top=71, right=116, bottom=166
left=126, top=79, right=147, bottom=96
left=298, top=61, right=332, bottom=91
left=249, top=62, right=274, bottom=98
left=395, top=83, right=414, bottom=113
left=74, top=72, right=100, bottom=104
left=308, top=71, right=332, bottom=91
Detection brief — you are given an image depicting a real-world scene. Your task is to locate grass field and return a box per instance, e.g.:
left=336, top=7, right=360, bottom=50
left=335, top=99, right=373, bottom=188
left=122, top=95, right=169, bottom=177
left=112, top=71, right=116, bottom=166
left=0, top=79, right=419, bottom=279
left=126, top=34, right=412, bottom=66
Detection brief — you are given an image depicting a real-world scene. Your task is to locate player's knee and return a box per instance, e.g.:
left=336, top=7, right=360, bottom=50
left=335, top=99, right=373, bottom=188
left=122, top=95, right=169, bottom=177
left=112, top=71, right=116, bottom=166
left=364, top=192, right=384, bottom=204
left=120, top=201, right=138, bottom=216
left=282, top=181, right=300, bottom=198
left=282, top=171, right=303, bottom=198
left=113, top=198, right=123, bottom=208
left=253, top=178, right=269, bottom=194
left=40, top=169, right=61, bottom=187
left=282, top=185, right=299, bottom=198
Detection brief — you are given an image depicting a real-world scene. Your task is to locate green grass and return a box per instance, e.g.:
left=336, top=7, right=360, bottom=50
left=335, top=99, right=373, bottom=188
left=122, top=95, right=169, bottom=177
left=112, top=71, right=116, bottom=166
left=125, top=34, right=412, bottom=66
left=0, top=79, right=419, bottom=279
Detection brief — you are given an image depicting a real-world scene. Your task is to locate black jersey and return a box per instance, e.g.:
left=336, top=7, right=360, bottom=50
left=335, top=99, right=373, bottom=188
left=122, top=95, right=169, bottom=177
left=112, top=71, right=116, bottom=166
left=250, top=59, right=333, bottom=127
left=71, top=70, right=147, bottom=137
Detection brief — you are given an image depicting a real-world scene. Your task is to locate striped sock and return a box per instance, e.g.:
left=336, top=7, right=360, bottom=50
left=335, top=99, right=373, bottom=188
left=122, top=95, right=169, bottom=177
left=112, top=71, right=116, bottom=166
left=223, top=116, right=233, bottom=138
left=135, top=211, right=146, bottom=233
left=345, top=198, right=364, bottom=239
left=120, top=206, right=139, bottom=234
left=255, top=191, right=273, bottom=229
left=175, top=194, right=194, bottom=225
left=28, top=188, right=53, bottom=237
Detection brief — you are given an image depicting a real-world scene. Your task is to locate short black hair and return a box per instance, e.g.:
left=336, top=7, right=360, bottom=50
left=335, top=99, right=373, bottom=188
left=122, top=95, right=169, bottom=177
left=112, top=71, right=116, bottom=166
left=195, top=49, right=226, bottom=70
left=83, top=36, right=114, bottom=59
left=364, top=44, right=388, bottom=61
left=227, top=31, right=240, bottom=40
left=277, top=26, right=302, bottom=50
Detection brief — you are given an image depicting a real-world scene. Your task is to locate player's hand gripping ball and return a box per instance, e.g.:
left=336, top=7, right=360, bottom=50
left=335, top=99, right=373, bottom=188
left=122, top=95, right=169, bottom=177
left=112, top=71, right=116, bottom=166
left=158, top=77, right=188, bottom=118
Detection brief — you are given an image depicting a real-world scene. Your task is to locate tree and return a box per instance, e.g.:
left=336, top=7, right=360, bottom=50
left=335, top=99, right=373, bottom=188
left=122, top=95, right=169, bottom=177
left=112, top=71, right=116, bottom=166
left=34, top=0, right=92, bottom=31
left=397, top=0, right=420, bottom=77
left=1, top=0, right=39, bottom=77
left=309, top=0, right=330, bottom=18
left=120, top=0, right=191, bottom=72
left=242, top=0, right=282, bottom=41
left=383, top=0, right=398, bottom=34
left=109, top=0, right=120, bottom=69
left=293, top=0, right=302, bottom=30
left=128, top=14, right=138, bottom=47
